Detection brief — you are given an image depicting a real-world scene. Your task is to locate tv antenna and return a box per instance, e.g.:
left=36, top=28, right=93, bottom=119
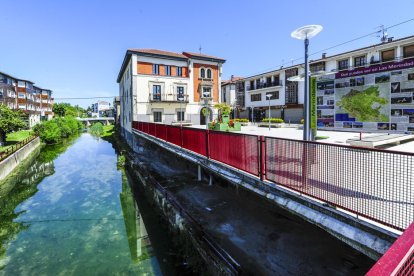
left=377, top=25, right=388, bottom=43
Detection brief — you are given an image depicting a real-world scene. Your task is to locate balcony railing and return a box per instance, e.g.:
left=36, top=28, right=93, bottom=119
left=149, top=93, right=189, bottom=102
left=246, top=80, right=283, bottom=91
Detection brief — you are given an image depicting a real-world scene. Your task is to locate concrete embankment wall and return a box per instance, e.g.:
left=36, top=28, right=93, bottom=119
left=130, top=130, right=398, bottom=261
left=0, top=137, right=41, bottom=182
left=125, top=155, right=241, bottom=276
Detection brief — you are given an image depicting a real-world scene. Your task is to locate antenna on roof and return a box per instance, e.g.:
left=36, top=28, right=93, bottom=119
left=377, top=25, right=388, bottom=43
left=199, top=45, right=202, bottom=54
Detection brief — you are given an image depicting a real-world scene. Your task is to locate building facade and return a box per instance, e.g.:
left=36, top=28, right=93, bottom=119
left=221, top=75, right=243, bottom=117
left=237, top=35, right=414, bottom=128
left=0, top=71, right=53, bottom=127
left=91, top=100, right=111, bottom=117
left=117, top=49, right=225, bottom=142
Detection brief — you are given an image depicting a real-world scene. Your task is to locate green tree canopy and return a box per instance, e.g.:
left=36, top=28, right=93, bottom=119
left=52, top=103, right=87, bottom=118
left=0, top=105, right=27, bottom=146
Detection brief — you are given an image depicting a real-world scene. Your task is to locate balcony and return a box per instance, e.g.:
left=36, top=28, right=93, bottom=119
left=149, top=93, right=189, bottom=102
left=246, top=80, right=283, bottom=91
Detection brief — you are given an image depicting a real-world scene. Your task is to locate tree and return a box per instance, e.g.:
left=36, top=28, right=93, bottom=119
left=52, top=103, right=66, bottom=117
left=0, top=105, right=27, bottom=146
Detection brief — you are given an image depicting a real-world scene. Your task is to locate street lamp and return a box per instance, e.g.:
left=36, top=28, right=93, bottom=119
left=178, top=96, right=184, bottom=127
left=266, top=94, right=272, bottom=131
left=202, top=91, right=210, bottom=130
left=291, top=25, right=323, bottom=141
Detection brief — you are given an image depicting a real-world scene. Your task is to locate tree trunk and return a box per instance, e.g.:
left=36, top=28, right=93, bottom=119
left=0, top=131, right=5, bottom=147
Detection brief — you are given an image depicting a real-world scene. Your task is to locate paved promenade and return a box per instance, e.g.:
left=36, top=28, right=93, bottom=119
left=191, top=124, right=414, bottom=153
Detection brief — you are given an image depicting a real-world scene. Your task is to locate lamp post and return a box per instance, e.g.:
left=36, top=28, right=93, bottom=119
left=178, top=96, right=184, bottom=127
left=291, top=25, right=323, bottom=141
left=203, top=92, right=210, bottom=130
left=266, top=94, right=272, bottom=131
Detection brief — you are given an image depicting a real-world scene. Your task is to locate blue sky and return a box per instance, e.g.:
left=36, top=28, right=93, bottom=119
left=1, top=0, right=414, bottom=108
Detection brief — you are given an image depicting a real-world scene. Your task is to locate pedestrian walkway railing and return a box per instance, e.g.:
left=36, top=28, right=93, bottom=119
left=132, top=121, right=414, bottom=232
left=366, top=220, right=414, bottom=276
left=0, top=135, right=38, bottom=162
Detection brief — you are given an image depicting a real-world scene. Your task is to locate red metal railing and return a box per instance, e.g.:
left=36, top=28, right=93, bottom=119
left=366, top=220, right=414, bottom=276
left=209, top=131, right=259, bottom=176
left=264, top=137, right=413, bottom=231
left=182, top=128, right=207, bottom=156
left=0, top=135, right=38, bottom=162
left=132, top=121, right=414, bottom=232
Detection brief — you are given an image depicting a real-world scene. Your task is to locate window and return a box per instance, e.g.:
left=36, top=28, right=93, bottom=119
left=200, top=68, right=205, bottom=78
left=403, top=45, right=414, bottom=58
left=153, top=111, right=162, bottom=122
left=266, top=77, right=272, bottom=85
left=18, top=93, right=25, bottom=99
left=251, top=93, right=261, bottom=102
left=381, top=49, right=395, bottom=62
left=256, top=79, right=260, bottom=88
left=250, top=80, right=254, bottom=90
left=18, top=81, right=25, bottom=87
left=152, top=64, right=159, bottom=75
left=202, top=87, right=211, bottom=98
left=338, top=59, right=349, bottom=70
left=165, top=65, right=171, bottom=76
left=19, top=104, right=26, bottom=109
left=354, top=55, right=366, bottom=67
left=176, top=67, right=182, bottom=76
left=207, top=69, right=212, bottom=79
left=152, top=85, right=161, bottom=100
left=266, top=91, right=279, bottom=100
left=310, top=61, right=325, bottom=72
left=177, top=111, right=184, bottom=121
left=177, top=86, right=184, bottom=100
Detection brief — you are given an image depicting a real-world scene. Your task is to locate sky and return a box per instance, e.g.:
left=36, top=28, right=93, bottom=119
left=1, top=0, right=414, bottom=108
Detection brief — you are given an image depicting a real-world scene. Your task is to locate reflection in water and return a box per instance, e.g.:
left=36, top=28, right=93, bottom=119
left=0, top=149, right=55, bottom=270
left=120, top=172, right=153, bottom=263
left=0, top=134, right=163, bottom=275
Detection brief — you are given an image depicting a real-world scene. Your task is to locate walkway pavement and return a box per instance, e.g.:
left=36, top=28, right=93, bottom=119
left=190, top=124, right=414, bottom=153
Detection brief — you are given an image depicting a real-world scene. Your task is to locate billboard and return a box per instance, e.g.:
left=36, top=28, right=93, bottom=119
left=317, top=58, right=414, bottom=133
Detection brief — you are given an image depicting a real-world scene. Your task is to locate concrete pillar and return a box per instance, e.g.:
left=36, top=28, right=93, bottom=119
left=198, top=165, right=202, bottom=181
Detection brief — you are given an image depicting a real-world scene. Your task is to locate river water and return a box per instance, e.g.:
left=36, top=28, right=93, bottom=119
left=0, top=133, right=176, bottom=275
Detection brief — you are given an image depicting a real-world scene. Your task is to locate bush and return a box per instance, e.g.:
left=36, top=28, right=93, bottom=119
left=300, top=119, right=304, bottom=124
left=261, top=118, right=284, bottom=123
left=33, top=116, right=82, bottom=144
left=90, top=122, right=104, bottom=136
left=235, top=118, right=249, bottom=123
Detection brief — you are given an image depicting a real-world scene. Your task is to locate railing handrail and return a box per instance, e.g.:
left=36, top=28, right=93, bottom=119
left=366, top=220, right=414, bottom=276
left=132, top=120, right=414, bottom=232
left=0, top=135, right=37, bottom=162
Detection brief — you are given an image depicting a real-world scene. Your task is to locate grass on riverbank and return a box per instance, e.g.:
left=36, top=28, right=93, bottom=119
left=0, top=130, right=33, bottom=153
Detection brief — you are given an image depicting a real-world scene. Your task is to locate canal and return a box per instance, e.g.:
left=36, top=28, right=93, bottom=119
left=0, top=133, right=180, bottom=275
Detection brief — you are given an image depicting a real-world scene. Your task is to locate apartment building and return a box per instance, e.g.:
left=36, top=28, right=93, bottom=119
left=117, top=49, right=225, bottom=143
left=0, top=71, right=53, bottom=127
left=237, top=35, right=414, bottom=132
left=221, top=75, right=243, bottom=117
left=91, top=100, right=111, bottom=117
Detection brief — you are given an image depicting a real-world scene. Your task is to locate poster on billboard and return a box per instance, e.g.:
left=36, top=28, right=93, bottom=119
left=316, top=58, right=414, bottom=133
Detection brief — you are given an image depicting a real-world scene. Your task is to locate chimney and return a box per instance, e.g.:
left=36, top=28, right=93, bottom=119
left=231, top=75, right=234, bottom=81
left=322, top=53, right=327, bottom=59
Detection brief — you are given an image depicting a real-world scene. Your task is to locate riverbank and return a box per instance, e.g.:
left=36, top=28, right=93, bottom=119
left=0, top=137, right=41, bottom=182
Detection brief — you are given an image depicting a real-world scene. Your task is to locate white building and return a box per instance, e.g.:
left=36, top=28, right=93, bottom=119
left=91, top=100, right=111, bottom=117
left=238, top=35, right=414, bottom=128
left=117, top=49, right=225, bottom=143
left=221, top=75, right=243, bottom=117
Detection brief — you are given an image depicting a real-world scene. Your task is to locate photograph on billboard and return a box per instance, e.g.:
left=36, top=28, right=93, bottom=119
left=316, top=58, right=414, bottom=133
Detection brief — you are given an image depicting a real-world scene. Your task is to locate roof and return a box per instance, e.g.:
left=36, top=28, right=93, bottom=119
left=0, top=70, right=34, bottom=83
left=242, top=34, right=414, bottom=81
left=117, top=48, right=226, bottom=82
left=129, top=48, right=187, bottom=59
left=222, top=76, right=244, bottom=85
left=182, top=52, right=226, bottom=63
